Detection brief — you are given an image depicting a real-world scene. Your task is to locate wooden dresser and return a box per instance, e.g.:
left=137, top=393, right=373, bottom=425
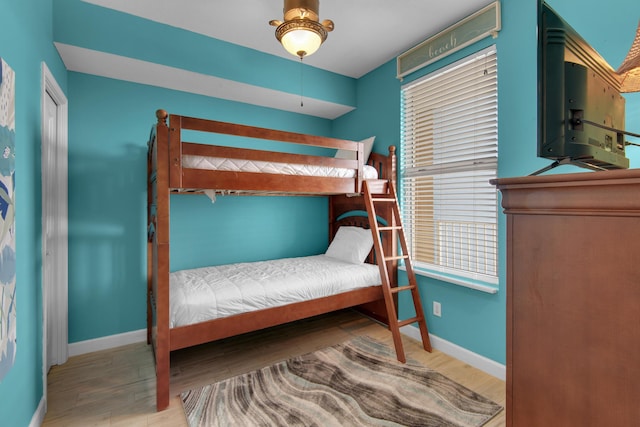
left=492, top=169, right=640, bottom=426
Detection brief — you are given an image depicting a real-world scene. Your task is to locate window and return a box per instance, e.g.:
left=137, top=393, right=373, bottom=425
left=400, top=46, right=498, bottom=288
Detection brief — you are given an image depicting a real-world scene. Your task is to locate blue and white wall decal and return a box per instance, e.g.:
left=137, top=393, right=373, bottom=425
left=0, top=57, right=16, bottom=382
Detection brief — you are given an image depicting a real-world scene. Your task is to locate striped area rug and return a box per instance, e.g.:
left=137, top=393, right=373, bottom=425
left=181, top=335, right=502, bottom=427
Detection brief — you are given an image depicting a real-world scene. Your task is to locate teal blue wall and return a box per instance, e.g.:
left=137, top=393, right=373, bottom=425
left=2, top=0, right=639, bottom=425
left=334, top=0, right=640, bottom=365
left=0, top=0, right=68, bottom=425
left=66, top=73, right=332, bottom=342
left=333, top=0, right=540, bottom=364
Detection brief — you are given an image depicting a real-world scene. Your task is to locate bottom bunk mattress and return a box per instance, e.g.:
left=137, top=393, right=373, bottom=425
left=169, top=254, right=381, bottom=328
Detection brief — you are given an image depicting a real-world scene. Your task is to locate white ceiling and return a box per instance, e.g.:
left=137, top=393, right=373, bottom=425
left=83, top=0, right=491, bottom=79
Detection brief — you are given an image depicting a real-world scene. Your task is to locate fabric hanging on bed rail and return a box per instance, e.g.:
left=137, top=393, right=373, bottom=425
left=203, top=190, right=216, bottom=203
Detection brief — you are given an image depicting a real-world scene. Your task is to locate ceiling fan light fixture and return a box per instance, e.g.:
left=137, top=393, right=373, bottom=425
left=270, top=0, right=334, bottom=59
left=278, top=20, right=325, bottom=58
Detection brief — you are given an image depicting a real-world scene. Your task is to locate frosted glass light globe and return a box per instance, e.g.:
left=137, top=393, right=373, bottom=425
left=281, top=29, right=322, bottom=57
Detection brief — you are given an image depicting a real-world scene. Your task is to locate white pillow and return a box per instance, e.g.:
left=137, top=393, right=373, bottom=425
left=325, top=226, right=374, bottom=264
left=334, top=136, right=375, bottom=162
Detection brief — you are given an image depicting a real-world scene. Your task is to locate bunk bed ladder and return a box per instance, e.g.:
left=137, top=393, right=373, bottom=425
left=363, top=180, right=432, bottom=363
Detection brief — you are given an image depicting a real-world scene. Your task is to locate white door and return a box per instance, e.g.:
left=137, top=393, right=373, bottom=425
left=41, top=64, right=68, bottom=379
left=43, top=90, right=58, bottom=371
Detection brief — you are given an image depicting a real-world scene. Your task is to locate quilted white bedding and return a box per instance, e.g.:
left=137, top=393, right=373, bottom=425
left=182, top=155, right=379, bottom=179
left=169, top=255, right=381, bottom=328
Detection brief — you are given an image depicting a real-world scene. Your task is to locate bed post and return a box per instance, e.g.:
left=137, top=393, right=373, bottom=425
left=389, top=145, right=396, bottom=188
left=153, top=109, right=171, bottom=411
left=147, top=126, right=155, bottom=346
left=356, top=141, right=364, bottom=193
left=168, top=114, right=183, bottom=188
left=328, top=145, right=399, bottom=325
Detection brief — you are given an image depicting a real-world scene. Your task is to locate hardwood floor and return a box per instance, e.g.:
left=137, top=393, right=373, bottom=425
left=42, top=310, right=505, bottom=426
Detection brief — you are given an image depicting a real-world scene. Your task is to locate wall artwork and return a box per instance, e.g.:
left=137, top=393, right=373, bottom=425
left=0, top=57, right=16, bottom=382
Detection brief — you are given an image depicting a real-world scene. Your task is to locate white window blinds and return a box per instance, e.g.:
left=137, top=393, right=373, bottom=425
left=400, top=46, right=498, bottom=284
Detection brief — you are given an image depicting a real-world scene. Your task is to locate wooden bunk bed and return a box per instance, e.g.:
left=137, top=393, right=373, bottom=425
left=147, top=109, right=411, bottom=411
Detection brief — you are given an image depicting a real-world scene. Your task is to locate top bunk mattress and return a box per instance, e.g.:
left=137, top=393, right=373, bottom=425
left=182, top=155, right=379, bottom=179
left=170, top=254, right=381, bottom=328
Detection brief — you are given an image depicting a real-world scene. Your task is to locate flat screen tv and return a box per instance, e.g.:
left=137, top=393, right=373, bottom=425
left=538, top=3, right=628, bottom=172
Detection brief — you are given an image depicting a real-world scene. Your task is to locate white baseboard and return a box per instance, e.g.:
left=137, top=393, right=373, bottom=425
left=30, top=397, right=45, bottom=427
left=401, top=325, right=506, bottom=381
left=68, top=329, right=147, bottom=357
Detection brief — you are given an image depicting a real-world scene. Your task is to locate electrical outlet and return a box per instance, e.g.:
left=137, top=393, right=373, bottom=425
left=433, top=301, right=442, bottom=317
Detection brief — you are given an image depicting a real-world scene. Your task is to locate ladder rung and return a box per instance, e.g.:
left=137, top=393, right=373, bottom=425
left=390, top=285, right=415, bottom=294
left=378, top=226, right=402, bottom=231
left=397, top=316, right=422, bottom=328
left=385, top=255, right=408, bottom=261
left=371, top=197, right=395, bottom=203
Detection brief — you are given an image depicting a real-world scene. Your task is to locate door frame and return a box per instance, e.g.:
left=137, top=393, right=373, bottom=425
left=40, top=62, right=68, bottom=410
